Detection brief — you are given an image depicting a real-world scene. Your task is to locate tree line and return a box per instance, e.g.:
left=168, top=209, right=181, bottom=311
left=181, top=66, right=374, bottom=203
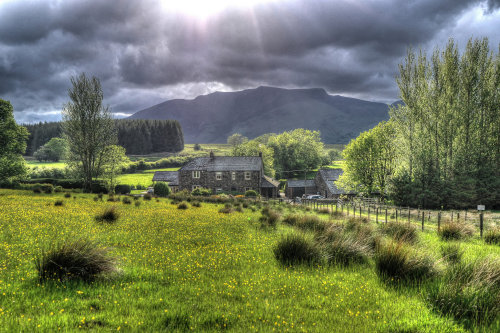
left=24, top=119, right=184, bottom=156
left=340, top=38, right=500, bottom=209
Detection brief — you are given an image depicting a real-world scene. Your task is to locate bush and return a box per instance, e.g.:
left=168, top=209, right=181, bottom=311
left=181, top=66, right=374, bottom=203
left=438, top=221, right=474, bottom=241
left=244, top=190, right=258, bottom=197
left=440, top=243, right=463, bottom=265
left=37, top=183, right=54, bottom=194
left=426, top=257, right=500, bottom=328
left=380, top=222, right=418, bottom=244
left=115, top=184, right=131, bottom=195
left=484, top=227, right=500, bottom=245
left=143, top=193, right=152, bottom=201
left=177, top=202, right=189, bottom=210
left=54, top=200, right=64, bottom=206
left=54, top=185, right=63, bottom=193
left=154, top=182, right=171, bottom=197
left=274, top=234, right=322, bottom=266
left=375, top=241, right=435, bottom=283
left=95, top=206, right=120, bottom=223
left=122, top=197, right=132, bottom=204
left=35, top=239, right=117, bottom=282
left=191, top=187, right=212, bottom=196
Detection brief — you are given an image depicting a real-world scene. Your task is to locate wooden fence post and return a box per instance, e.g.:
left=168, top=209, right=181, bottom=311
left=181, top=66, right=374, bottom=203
left=408, top=207, right=410, bottom=225
left=437, top=212, right=441, bottom=232
left=385, top=209, right=388, bottom=224
left=368, top=206, right=370, bottom=222
left=359, top=206, right=361, bottom=218
left=395, top=208, right=398, bottom=223
left=421, top=211, right=425, bottom=231
left=376, top=207, right=379, bottom=223
left=480, top=213, right=484, bottom=238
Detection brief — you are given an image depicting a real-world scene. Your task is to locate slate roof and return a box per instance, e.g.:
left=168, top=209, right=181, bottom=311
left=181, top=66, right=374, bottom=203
left=318, top=168, right=344, bottom=195
left=180, top=156, right=262, bottom=171
left=152, top=171, right=179, bottom=185
left=261, top=175, right=280, bottom=188
left=286, top=179, right=317, bottom=188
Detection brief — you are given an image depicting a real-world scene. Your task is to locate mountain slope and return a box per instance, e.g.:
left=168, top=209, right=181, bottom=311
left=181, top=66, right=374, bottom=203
left=129, top=86, right=391, bottom=143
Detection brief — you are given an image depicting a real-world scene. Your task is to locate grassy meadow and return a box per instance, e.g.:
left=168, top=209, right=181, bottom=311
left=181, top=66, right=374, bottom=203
left=0, top=189, right=498, bottom=331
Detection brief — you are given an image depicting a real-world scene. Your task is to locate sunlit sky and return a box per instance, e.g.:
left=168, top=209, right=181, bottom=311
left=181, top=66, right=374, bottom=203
left=1, top=0, right=499, bottom=123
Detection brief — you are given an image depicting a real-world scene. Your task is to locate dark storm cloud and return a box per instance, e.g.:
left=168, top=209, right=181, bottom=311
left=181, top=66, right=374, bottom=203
left=0, top=0, right=499, bottom=122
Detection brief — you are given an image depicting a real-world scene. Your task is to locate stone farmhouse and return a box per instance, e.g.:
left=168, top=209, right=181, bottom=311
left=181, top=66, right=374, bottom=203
left=153, top=152, right=280, bottom=197
left=285, top=168, right=345, bottom=199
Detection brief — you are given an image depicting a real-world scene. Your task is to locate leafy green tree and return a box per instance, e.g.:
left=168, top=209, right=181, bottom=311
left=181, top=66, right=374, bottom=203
left=338, top=121, right=396, bottom=196
left=227, top=133, right=248, bottom=146
left=0, top=99, right=29, bottom=181
left=232, top=139, right=275, bottom=177
left=389, top=37, right=500, bottom=208
left=62, top=73, right=117, bottom=192
left=267, top=129, right=324, bottom=179
left=33, top=137, right=68, bottom=162
left=102, top=145, right=129, bottom=193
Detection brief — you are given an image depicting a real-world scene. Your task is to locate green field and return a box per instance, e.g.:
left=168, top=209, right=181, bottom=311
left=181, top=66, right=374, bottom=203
left=26, top=161, right=67, bottom=169
left=114, top=168, right=179, bottom=188
left=0, top=190, right=498, bottom=331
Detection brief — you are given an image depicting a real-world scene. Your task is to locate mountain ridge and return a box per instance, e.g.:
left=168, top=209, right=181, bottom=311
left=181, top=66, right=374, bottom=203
left=129, top=86, right=393, bottom=144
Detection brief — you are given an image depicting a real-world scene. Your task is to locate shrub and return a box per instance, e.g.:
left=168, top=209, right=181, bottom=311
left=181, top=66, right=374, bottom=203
left=95, top=206, right=120, bottom=223
left=177, top=202, right=189, bottom=210
left=375, top=241, right=435, bottom=283
left=244, top=190, right=258, bottom=197
left=191, top=187, right=212, bottom=196
left=115, top=184, right=131, bottom=195
left=274, top=234, right=322, bottom=266
left=295, top=215, right=328, bottom=233
left=484, top=227, right=500, bottom=245
left=36, top=183, right=54, bottom=194
left=440, top=243, right=463, bottom=265
left=438, top=221, right=474, bottom=241
left=426, top=257, right=500, bottom=328
left=64, top=192, right=71, bottom=198
left=122, top=197, right=132, bottom=204
left=142, top=193, right=152, bottom=201
left=54, top=185, right=63, bottom=193
left=35, top=239, right=117, bottom=282
left=54, top=200, right=64, bottom=206
left=33, top=187, right=42, bottom=193
left=380, top=222, right=418, bottom=244
left=154, top=182, right=171, bottom=197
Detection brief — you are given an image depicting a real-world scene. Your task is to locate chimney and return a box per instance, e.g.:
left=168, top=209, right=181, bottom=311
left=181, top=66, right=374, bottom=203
left=210, top=151, right=215, bottom=159
left=259, top=152, right=263, bottom=157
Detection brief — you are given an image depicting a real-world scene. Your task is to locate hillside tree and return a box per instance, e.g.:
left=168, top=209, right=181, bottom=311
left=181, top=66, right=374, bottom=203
left=62, top=73, right=117, bottom=191
left=232, top=140, right=275, bottom=177
left=227, top=133, right=248, bottom=146
left=33, top=137, right=68, bottom=162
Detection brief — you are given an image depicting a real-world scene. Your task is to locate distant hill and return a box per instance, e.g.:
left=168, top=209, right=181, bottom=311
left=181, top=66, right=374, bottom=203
left=129, top=86, right=392, bottom=144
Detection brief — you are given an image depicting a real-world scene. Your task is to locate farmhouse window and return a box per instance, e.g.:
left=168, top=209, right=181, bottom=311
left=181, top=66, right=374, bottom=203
left=216, top=172, right=222, bottom=180
left=192, top=171, right=200, bottom=179
left=231, top=172, right=236, bottom=180
left=244, top=171, right=251, bottom=180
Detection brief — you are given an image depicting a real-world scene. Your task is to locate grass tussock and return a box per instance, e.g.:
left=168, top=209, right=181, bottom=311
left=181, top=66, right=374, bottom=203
left=282, top=214, right=302, bottom=226
left=191, top=201, right=202, bottom=208
left=426, top=256, right=500, bottom=328
left=95, top=206, right=120, bottom=223
left=177, top=202, right=189, bottom=210
left=122, top=197, right=132, bottom=205
left=375, top=240, right=435, bottom=283
left=484, top=227, right=500, bottom=245
left=295, top=215, right=328, bottom=233
left=274, top=233, right=321, bottom=266
left=54, top=200, right=64, bottom=206
left=440, top=243, right=464, bottom=265
left=259, top=207, right=281, bottom=228
left=143, top=193, right=152, bottom=201
left=64, top=192, right=71, bottom=198
left=317, top=230, right=371, bottom=266
left=35, top=239, right=117, bottom=282
left=219, top=203, right=233, bottom=214
left=318, top=207, right=330, bottom=214
left=438, top=220, right=474, bottom=241
left=380, top=222, right=418, bottom=244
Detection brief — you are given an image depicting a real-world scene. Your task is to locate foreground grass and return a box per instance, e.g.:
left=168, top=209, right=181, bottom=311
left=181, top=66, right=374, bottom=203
left=0, top=190, right=485, bottom=332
